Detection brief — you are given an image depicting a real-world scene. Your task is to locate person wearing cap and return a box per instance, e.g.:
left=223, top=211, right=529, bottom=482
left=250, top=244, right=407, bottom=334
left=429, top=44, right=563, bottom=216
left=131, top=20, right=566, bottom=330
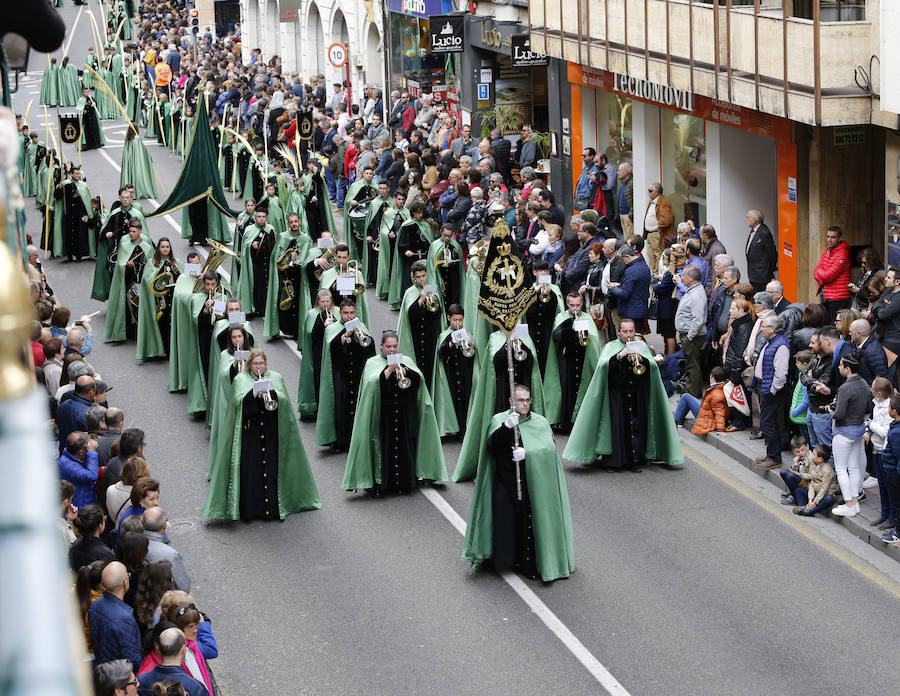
left=93, top=379, right=112, bottom=407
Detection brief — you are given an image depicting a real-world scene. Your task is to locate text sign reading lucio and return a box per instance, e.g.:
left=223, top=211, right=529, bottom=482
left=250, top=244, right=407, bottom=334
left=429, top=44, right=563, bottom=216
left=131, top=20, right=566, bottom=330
left=612, top=73, right=695, bottom=112
left=429, top=15, right=464, bottom=54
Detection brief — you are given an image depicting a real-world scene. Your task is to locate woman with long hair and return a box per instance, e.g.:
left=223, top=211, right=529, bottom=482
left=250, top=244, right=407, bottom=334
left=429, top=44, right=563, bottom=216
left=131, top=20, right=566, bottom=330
left=136, top=237, right=182, bottom=360
left=74, top=559, right=107, bottom=653
left=69, top=504, right=114, bottom=571
left=849, top=247, right=883, bottom=311
left=166, top=603, right=214, bottom=695
left=116, top=531, right=149, bottom=606
left=133, top=560, right=176, bottom=637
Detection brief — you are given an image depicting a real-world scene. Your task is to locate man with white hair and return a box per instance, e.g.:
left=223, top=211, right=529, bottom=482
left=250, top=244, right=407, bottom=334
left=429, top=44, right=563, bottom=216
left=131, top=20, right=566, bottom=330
left=752, top=314, right=790, bottom=470
left=700, top=223, right=727, bottom=270
left=766, top=280, right=790, bottom=314
left=745, top=208, right=777, bottom=293
left=674, top=265, right=708, bottom=398
left=65, top=324, right=94, bottom=357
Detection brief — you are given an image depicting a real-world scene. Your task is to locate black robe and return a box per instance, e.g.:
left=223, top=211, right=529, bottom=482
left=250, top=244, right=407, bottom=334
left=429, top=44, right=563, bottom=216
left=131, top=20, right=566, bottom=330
left=156, top=261, right=177, bottom=358
left=376, top=368, right=421, bottom=494
left=81, top=98, right=104, bottom=151
left=309, top=314, right=329, bottom=402
left=222, top=144, right=234, bottom=189
left=239, top=389, right=279, bottom=520
left=237, top=148, right=251, bottom=196
left=124, top=246, right=146, bottom=341
left=525, top=294, right=558, bottom=378
left=486, top=423, right=538, bottom=579
left=275, top=240, right=304, bottom=337
left=187, top=199, right=208, bottom=245
left=397, top=220, right=429, bottom=297
left=604, top=353, right=652, bottom=469
left=250, top=228, right=276, bottom=317
left=492, top=344, right=535, bottom=414
left=365, top=198, right=389, bottom=284
left=551, top=317, right=588, bottom=432
left=57, top=182, right=90, bottom=260
left=436, top=333, right=475, bottom=435
left=329, top=332, right=376, bottom=449
left=436, top=242, right=463, bottom=307
left=406, top=299, right=442, bottom=390
left=196, top=294, right=216, bottom=383
left=305, top=174, right=330, bottom=240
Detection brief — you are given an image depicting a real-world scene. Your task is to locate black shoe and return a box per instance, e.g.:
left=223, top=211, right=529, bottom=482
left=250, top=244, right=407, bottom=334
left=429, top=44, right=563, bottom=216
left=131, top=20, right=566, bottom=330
left=188, top=240, right=195, bottom=246
left=878, top=519, right=897, bottom=530
left=857, top=491, right=867, bottom=503
left=780, top=495, right=796, bottom=505
left=749, top=430, right=764, bottom=440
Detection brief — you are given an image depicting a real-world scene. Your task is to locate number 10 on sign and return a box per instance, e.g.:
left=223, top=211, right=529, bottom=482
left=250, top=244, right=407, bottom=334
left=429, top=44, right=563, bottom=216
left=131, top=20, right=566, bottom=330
left=329, top=43, right=348, bottom=68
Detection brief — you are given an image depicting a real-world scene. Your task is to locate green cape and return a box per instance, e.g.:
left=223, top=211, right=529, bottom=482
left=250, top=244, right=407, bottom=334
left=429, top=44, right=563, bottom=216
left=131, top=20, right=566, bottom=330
left=94, top=68, right=118, bottom=119
left=293, top=170, right=337, bottom=238
left=541, top=311, right=602, bottom=427
left=57, top=64, right=82, bottom=106
left=202, top=370, right=321, bottom=520
left=102, top=237, right=154, bottom=342
left=236, top=223, right=276, bottom=314
left=90, top=205, right=147, bottom=301
left=23, top=142, right=38, bottom=197
left=462, top=265, right=494, bottom=356
left=205, top=319, right=256, bottom=430
left=431, top=325, right=480, bottom=437
left=342, top=179, right=378, bottom=254
left=167, top=274, right=197, bottom=392
left=396, top=283, right=447, bottom=369
left=359, top=194, right=391, bottom=284
left=426, top=237, right=466, bottom=307
left=561, top=339, right=684, bottom=467
left=179, top=201, right=232, bottom=244
left=135, top=258, right=181, bottom=360
left=452, top=330, right=545, bottom=483
left=375, top=205, right=408, bottom=300
left=388, top=217, right=434, bottom=310
left=60, top=178, right=96, bottom=258
left=297, top=306, right=340, bottom=419
left=318, top=265, right=370, bottom=327
left=314, top=319, right=374, bottom=446
left=263, top=230, right=312, bottom=337
left=76, top=96, right=107, bottom=147
left=39, top=63, right=59, bottom=106
left=462, top=411, right=575, bottom=582
left=341, top=355, right=449, bottom=490
left=120, top=135, right=156, bottom=199
left=258, top=194, right=286, bottom=242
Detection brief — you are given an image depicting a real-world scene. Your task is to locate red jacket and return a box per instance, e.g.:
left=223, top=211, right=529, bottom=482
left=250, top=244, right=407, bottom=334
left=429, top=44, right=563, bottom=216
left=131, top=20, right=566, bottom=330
left=813, top=239, right=851, bottom=300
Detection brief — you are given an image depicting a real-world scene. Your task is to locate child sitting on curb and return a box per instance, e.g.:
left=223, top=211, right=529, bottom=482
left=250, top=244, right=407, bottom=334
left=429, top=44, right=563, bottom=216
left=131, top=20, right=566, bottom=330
left=780, top=436, right=813, bottom=506
left=790, top=444, right=838, bottom=516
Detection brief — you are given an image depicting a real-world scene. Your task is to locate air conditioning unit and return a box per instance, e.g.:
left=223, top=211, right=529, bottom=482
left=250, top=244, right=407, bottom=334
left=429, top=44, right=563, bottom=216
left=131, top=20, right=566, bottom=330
left=354, top=54, right=364, bottom=69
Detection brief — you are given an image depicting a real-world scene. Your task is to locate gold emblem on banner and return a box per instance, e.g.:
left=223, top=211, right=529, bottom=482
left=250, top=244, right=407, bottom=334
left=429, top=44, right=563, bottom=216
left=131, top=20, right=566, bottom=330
left=477, top=218, right=536, bottom=334
left=59, top=114, right=81, bottom=144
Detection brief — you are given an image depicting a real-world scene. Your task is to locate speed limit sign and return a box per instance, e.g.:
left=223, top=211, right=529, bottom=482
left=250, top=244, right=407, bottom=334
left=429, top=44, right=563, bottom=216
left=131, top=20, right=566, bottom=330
left=328, top=43, right=348, bottom=68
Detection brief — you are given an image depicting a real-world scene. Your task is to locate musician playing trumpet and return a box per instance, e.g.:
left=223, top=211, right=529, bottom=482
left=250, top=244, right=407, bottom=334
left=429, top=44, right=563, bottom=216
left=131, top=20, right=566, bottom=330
left=342, top=331, right=448, bottom=497
left=543, top=292, right=601, bottom=434
left=297, top=289, right=340, bottom=420
left=433, top=304, right=477, bottom=438
left=103, top=219, right=154, bottom=344
left=397, top=260, right=446, bottom=392
left=314, top=300, right=376, bottom=451
left=317, top=243, right=371, bottom=326
left=393, top=201, right=433, bottom=304
left=426, top=224, right=465, bottom=308
left=237, top=208, right=277, bottom=317
left=562, top=319, right=683, bottom=471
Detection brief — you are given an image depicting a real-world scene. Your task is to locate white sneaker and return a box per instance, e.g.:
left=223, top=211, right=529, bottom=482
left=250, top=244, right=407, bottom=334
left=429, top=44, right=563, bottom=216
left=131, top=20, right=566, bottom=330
left=844, top=502, right=861, bottom=517
left=832, top=504, right=848, bottom=516
left=863, top=476, right=879, bottom=489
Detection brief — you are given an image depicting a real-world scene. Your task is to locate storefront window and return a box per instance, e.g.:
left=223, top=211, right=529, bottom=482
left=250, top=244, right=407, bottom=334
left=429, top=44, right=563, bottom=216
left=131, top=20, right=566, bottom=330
left=388, top=15, right=448, bottom=93
left=665, top=112, right=707, bottom=225
left=605, top=94, right=633, bottom=166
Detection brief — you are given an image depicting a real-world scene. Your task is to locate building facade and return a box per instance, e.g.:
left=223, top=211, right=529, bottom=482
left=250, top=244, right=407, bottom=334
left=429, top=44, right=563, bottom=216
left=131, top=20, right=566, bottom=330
left=529, top=0, right=896, bottom=303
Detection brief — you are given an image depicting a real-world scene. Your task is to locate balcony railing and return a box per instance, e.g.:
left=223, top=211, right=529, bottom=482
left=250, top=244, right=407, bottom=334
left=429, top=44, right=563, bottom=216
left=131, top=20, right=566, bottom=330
left=529, top=0, right=875, bottom=126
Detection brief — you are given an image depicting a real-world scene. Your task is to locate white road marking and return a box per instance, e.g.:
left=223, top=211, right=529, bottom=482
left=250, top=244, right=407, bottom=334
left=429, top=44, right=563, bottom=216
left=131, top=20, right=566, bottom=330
left=64, top=6, right=84, bottom=57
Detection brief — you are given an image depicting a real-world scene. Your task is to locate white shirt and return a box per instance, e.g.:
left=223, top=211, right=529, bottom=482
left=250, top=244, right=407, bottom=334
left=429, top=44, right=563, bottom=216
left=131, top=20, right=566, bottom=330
left=601, top=260, right=612, bottom=295
left=529, top=229, right=549, bottom=257
left=746, top=224, right=761, bottom=254
left=644, top=199, right=659, bottom=232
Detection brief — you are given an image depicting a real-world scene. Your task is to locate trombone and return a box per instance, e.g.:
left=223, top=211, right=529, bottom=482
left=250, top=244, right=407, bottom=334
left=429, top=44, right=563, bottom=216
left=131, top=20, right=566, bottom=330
left=339, top=259, right=366, bottom=296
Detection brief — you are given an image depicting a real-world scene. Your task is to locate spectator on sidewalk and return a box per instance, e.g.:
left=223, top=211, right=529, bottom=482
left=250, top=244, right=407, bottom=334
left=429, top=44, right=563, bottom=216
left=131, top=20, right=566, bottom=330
left=58, top=432, right=99, bottom=509
left=744, top=209, right=777, bottom=293
left=574, top=147, right=597, bottom=208
left=143, top=507, right=192, bottom=592
left=69, top=504, right=114, bottom=571
left=721, top=298, right=754, bottom=431
left=868, top=265, right=900, bottom=360
left=783, top=442, right=838, bottom=516
left=708, top=264, right=738, bottom=348
left=766, top=280, right=790, bottom=315
left=674, top=266, right=708, bottom=398
left=866, top=377, right=895, bottom=529
left=830, top=355, right=870, bottom=517
left=700, top=225, right=727, bottom=291
left=614, top=162, right=634, bottom=237
left=878, top=393, right=900, bottom=545
left=849, top=318, right=888, bottom=384
left=813, top=225, right=852, bottom=322
left=56, top=376, right=96, bottom=447
left=790, top=350, right=812, bottom=442
left=608, top=243, right=651, bottom=325
left=800, top=328, right=836, bottom=449
left=752, top=315, right=791, bottom=469
left=89, top=561, right=142, bottom=671
left=642, top=182, right=673, bottom=273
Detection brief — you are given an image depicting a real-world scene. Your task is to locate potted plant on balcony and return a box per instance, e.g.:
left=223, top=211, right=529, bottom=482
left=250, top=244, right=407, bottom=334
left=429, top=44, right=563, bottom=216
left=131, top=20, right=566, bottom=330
left=530, top=129, right=551, bottom=173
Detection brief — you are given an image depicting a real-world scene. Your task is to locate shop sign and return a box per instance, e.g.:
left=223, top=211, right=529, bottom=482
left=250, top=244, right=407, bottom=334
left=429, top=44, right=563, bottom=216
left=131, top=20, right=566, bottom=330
left=429, top=14, right=464, bottom=54
left=432, top=84, right=447, bottom=103
left=833, top=125, right=865, bottom=146
left=407, top=79, right=420, bottom=98
left=388, top=0, right=448, bottom=19
left=279, top=0, right=300, bottom=22
left=477, top=84, right=490, bottom=101
left=511, top=35, right=548, bottom=68
left=613, top=72, right=695, bottom=112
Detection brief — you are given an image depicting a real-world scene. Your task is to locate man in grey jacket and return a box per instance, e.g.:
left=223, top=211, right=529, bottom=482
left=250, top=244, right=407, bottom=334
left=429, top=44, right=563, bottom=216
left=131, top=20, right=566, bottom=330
left=674, top=266, right=708, bottom=398
left=143, top=507, right=191, bottom=591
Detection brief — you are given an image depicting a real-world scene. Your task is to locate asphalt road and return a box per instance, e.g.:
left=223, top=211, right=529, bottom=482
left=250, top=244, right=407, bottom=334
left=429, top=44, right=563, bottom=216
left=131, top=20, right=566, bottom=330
left=17, top=6, right=900, bottom=694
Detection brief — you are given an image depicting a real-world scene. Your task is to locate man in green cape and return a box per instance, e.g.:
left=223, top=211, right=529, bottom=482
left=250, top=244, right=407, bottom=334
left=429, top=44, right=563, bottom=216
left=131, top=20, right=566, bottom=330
left=426, top=223, right=466, bottom=309
left=432, top=304, right=478, bottom=438
left=57, top=57, right=82, bottom=107
left=375, top=190, right=408, bottom=300
left=360, top=180, right=391, bottom=285
left=342, top=165, right=378, bottom=267
left=453, top=328, right=545, bottom=483
left=314, top=301, right=376, bottom=450
left=562, top=318, right=684, bottom=469
left=206, top=299, right=255, bottom=430
left=232, top=198, right=256, bottom=286
left=317, top=243, right=370, bottom=327
left=91, top=187, right=147, bottom=301
left=389, top=202, right=433, bottom=309
left=103, top=219, right=154, bottom=343
left=135, top=238, right=181, bottom=361
left=120, top=125, right=156, bottom=199
left=297, top=289, right=340, bottom=420
left=167, top=252, right=203, bottom=393
left=206, top=320, right=255, bottom=474
left=23, top=133, right=39, bottom=197
left=257, top=179, right=286, bottom=241
left=270, top=159, right=291, bottom=210
left=291, top=159, right=335, bottom=241
left=202, top=351, right=321, bottom=521
left=237, top=208, right=277, bottom=316
left=342, top=331, right=448, bottom=494
left=524, top=260, right=565, bottom=378
left=76, top=87, right=106, bottom=150
left=397, top=260, right=446, bottom=391
left=461, top=241, right=494, bottom=357
left=263, top=212, right=311, bottom=338
left=54, top=165, right=94, bottom=261
left=462, top=385, right=575, bottom=582
left=83, top=48, right=98, bottom=90
left=39, top=58, right=59, bottom=106
left=243, top=144, right=267, bottom=201
left=542, top=292, right=602, bottom=433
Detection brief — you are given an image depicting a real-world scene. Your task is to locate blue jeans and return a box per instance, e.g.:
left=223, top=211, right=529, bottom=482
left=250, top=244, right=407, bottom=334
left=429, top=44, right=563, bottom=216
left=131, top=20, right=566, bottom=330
left=673, top=393, right=701, bottom=423
left=872, top=451, right=894, bottom=520
left=806, top=411, right=833, bottom=449
left=780, top=469, right=834, bottom=514
left=324, top=168, right=337, bottom=200
left=335, top=177, right=347, bottom=208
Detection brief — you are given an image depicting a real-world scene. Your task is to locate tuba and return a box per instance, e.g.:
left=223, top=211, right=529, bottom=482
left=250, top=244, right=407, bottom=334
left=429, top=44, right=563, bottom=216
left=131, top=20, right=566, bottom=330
left=313, top=248, right=334, bottom=280
left=151, top=261, right=176, bottom=321
left=194, top=238, right=239, bottom=292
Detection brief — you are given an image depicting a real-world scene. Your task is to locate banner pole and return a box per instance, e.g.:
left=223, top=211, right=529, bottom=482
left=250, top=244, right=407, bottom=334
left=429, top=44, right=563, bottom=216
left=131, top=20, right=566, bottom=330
left=506, top=334, right=522, bottom=501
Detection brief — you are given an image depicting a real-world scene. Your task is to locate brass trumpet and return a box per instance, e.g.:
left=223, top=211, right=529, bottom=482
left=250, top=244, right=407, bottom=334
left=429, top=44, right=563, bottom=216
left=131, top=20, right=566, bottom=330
left=261, top=389, right=278, bottom=411
left=354, top=327, right=372, bottom=347
left=320, top=309, right=335, bottom=326
left=313, top=249, right=334, bottom=280
left=512, top=337, right=527, bottom=362
left=629, top=351, right=647, bottom=375
left=538, top=282, right=552, bottom=303
left=422, top=290, right=439, bottom=312
left=339, top=260, right=366, bottom=296
left=396, top=363, right=412, bottom=390
left=456, top=337, right=475, bottom=358
left=577, top=328, right=591, bottom=347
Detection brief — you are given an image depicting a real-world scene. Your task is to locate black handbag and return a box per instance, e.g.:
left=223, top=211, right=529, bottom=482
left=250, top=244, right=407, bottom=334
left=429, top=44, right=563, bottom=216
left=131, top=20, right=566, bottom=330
left=648, top=294, right=659, bottom=321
